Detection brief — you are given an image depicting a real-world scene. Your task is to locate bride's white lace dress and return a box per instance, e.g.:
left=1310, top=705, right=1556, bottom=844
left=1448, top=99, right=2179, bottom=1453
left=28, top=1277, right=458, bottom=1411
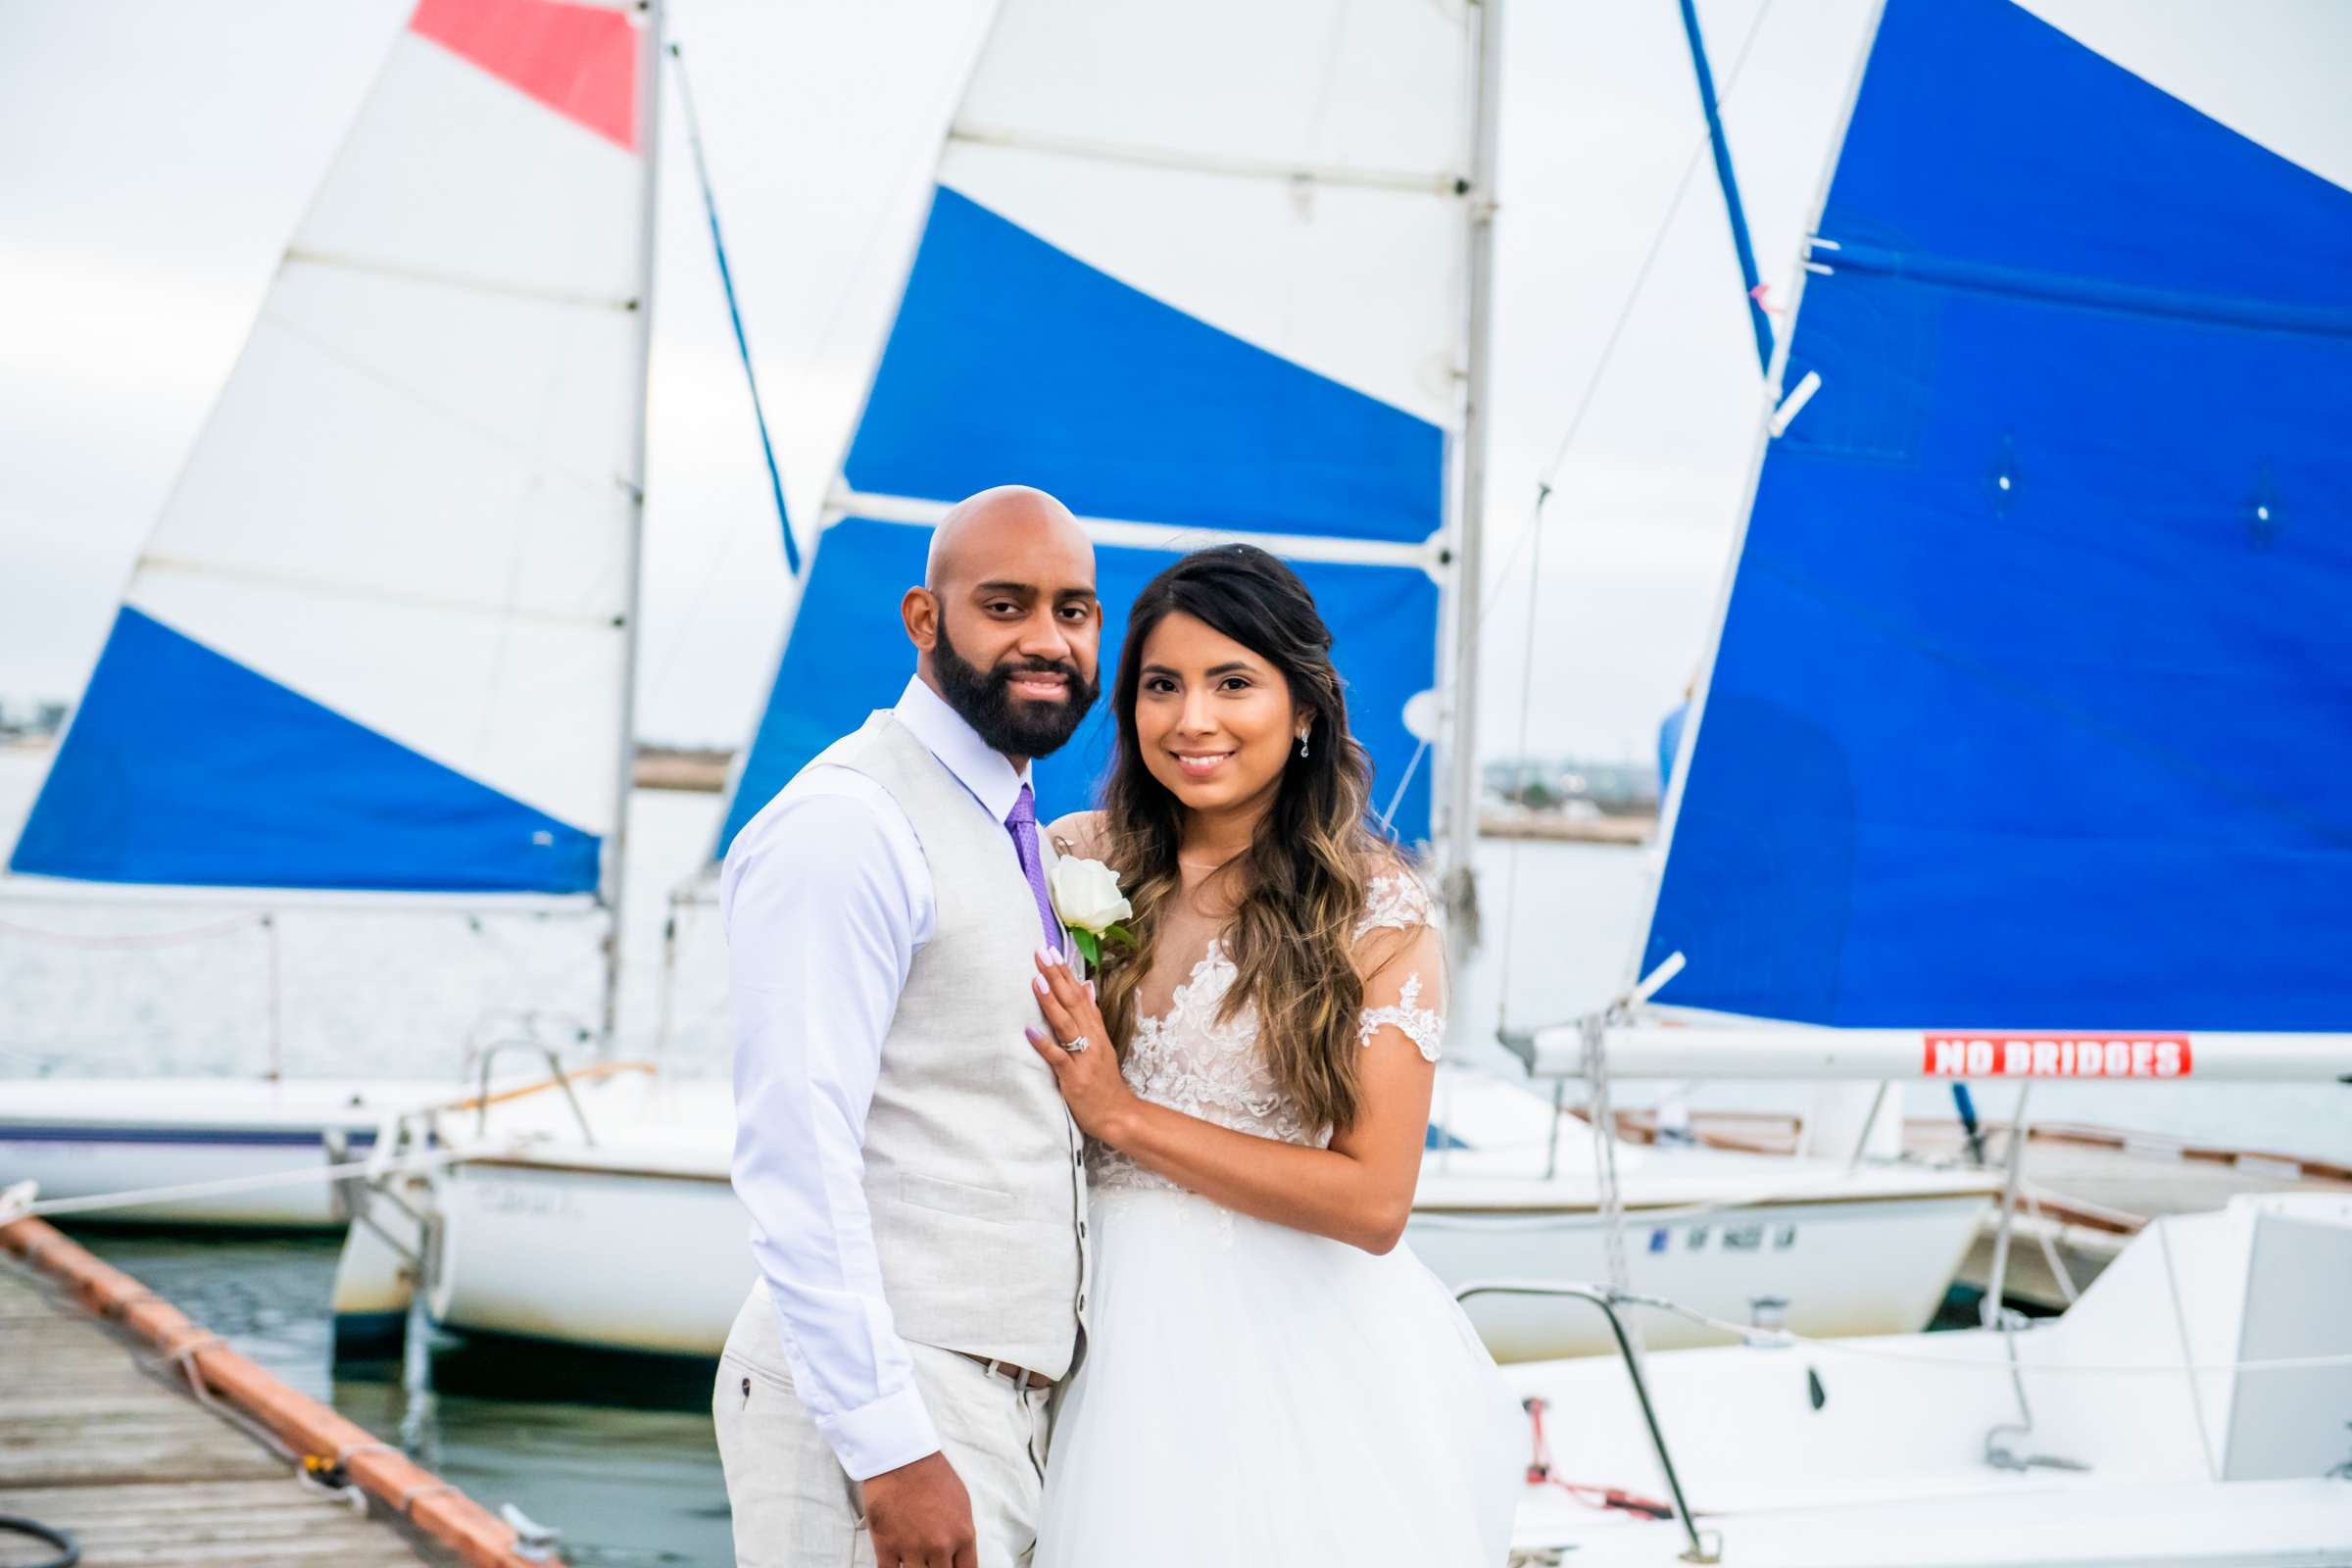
left=1035, top=874, right=1520, bottom=1565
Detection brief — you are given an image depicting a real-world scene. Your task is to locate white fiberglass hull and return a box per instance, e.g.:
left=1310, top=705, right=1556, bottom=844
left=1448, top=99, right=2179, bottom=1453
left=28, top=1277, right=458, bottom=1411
left=416, top=1068, right=1997, bottom=1361
left=1410, top=1193, right=1985, bottom=1361
left=426, top=1149, right=752, bottom=1356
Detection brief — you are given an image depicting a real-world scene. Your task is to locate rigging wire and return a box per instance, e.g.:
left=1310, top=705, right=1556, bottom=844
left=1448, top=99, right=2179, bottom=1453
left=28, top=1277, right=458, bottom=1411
left=643, top=9, right=996, bottom=728
left=668, top=39, right=798, bottom=576
left=1486, top=0, right=1780, bottom=1036
left=1476, top=0, right=1780, bottom=634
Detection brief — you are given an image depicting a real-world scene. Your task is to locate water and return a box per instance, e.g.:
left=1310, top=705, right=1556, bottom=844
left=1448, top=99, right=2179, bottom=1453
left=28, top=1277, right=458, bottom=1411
left=70, top=1228, right=734, bottom=1568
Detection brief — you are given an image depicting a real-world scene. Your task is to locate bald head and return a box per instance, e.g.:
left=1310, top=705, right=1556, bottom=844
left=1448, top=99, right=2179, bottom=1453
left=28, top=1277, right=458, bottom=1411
left=902, top=485, right=1102, bottom=765
left=925, top=484, right=1089, bottom=594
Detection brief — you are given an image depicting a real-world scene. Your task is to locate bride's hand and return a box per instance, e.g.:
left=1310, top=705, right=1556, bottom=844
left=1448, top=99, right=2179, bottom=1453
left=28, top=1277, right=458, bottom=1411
left=1026, top=949, right=1138, bottom=1145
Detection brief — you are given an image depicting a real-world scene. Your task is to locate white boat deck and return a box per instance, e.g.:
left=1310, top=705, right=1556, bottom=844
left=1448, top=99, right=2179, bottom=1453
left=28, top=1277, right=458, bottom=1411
left=1501, top=1195, right=2352, bottom=1565
left=1511, top=1475, right=2352, bottom=1566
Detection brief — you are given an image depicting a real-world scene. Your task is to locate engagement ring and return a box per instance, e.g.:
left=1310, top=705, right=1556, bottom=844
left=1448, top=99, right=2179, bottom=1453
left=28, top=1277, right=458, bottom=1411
left=1065, top=1035, right=1092, bottom=1054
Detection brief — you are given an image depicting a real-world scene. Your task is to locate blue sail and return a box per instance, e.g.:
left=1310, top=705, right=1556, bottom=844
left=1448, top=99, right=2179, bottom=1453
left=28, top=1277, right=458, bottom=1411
left=846, top=188, right=1446, bottom=546
left=720, top=171, right=1461, bottom=856
left=1644, top=0, right=2352, bottom=1030
left=13, top=609, right=600, bottom=894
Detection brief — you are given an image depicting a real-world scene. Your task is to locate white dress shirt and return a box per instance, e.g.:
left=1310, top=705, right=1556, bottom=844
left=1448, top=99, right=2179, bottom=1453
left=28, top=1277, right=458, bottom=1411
left=722, top=676, right=1034, bottom=1481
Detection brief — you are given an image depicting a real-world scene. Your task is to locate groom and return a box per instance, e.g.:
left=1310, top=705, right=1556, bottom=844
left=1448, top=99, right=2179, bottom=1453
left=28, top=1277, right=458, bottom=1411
left=715, top=486, right=1101, bottom=1568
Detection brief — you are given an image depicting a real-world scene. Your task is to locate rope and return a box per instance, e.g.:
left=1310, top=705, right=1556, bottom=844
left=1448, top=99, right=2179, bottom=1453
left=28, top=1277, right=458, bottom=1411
left=6, top=1148, right=464, bottom=1222
left=295, top=1461, right=369, bottom=1516
left=397, top=1483, right=461, bottom=1519
left=667, top=39, right=797, bottom=576
left=0, top=1516, right=78, bottom=1568
left=1521, top=1396, right=1678, bottom=1520
left=1581, top=1018, right=1636, bottom=1350
left=135, top=1330, right=306, bottom=1467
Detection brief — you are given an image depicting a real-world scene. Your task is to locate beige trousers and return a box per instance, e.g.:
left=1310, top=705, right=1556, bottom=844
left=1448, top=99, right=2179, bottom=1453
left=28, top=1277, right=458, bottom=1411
left=713, top=1284, right=1054, bottom=1568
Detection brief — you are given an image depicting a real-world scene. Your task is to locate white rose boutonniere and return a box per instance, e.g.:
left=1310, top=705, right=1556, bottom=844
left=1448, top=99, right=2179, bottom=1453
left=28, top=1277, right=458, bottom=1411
left=1048, top=857, right=1136, bottom=971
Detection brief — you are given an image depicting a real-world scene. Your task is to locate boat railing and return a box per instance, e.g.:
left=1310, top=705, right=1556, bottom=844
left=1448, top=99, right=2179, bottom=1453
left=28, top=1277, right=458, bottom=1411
left=469, top=1040, right=605, bottom=1146
left=1453, top=1279, right=1719, bottom=1564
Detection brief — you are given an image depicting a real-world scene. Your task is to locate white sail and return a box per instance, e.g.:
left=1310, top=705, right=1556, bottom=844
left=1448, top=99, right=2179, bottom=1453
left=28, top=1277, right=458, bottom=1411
left=719, top=0, right=1486, bottom=856
left=11, top=0, right=655, bottom=896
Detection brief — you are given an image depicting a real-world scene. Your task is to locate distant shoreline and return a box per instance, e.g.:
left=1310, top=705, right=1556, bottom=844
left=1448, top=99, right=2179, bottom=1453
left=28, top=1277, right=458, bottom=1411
left=1479, top=808, right=1653, bottom=846
left=633, top=745, right=732, bottom=794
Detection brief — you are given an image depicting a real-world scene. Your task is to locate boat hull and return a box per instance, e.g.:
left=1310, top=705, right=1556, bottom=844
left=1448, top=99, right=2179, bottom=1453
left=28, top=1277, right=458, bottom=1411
left=1412, top=1192, right=1986, bottom=1360
left=421, top=1153, right=1988, bottom=1363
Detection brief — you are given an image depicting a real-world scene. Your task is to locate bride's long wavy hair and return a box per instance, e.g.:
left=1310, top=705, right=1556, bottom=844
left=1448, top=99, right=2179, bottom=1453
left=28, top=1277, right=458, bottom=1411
left=1094, top=546, right=1382, bottom=1131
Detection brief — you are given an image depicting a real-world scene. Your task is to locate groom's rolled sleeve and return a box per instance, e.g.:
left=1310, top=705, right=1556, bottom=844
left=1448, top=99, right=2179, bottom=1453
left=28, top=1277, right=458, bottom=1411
left=722, top=783, right=940, bottom=1481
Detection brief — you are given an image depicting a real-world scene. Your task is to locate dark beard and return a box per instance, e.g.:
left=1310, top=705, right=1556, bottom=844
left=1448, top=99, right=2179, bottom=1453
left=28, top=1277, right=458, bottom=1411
left=932, top=620, right=1098, bottom=759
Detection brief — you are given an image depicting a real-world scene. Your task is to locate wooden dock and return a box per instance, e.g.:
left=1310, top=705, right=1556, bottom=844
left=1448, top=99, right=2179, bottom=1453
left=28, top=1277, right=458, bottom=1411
left=0, top=1216, right=540, bottom=1568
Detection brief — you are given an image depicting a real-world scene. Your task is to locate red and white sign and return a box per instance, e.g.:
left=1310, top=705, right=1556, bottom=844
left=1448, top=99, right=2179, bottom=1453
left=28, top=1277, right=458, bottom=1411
left=1922, top=1034, right=2193, bottom=1079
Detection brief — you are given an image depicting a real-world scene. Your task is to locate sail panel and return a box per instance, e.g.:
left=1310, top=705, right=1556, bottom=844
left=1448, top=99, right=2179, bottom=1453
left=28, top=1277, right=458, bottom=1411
left=1645, top=0, right=2352, bottom=1030
left=723, top=0, right=1475, bottom=853
left=10, top=609, right=600, bottom=893
left=955, top=0, right=1470, bottom=182
left=409, top=0, right=641, bottom=153
left=845, top=185, right=1448, bottom=543
left=13, top=0, right=648, bottom=892
left=304, top=25, right=643, bottom=308
left=717, top=518, right=1439, bottom=856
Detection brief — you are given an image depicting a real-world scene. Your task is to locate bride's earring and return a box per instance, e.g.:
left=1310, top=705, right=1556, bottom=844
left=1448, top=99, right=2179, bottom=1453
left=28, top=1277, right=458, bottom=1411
left=1297, top=729, right=1310, bottom=760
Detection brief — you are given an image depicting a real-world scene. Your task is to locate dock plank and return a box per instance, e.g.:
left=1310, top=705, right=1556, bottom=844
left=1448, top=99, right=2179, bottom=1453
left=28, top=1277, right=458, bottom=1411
left=0, top=1258, right=454, bottom=1567
left=0, top=1482, right=430, bottom=1567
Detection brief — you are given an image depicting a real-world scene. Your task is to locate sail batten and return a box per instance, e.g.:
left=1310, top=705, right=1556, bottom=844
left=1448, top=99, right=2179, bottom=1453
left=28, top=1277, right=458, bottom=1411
left=830, top=490, right=1443, bottom=571
left=280, top=249, right=642, bottom=312
left=943, top=123, right=1464, bottom=194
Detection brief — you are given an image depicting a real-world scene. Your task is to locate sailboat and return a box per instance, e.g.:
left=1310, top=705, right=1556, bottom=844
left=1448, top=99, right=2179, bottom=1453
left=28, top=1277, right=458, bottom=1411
left=403, top=0, right=2005, bottom=1364
left=0, top=0, right=663, bottom=1224
left=1493, top=0, right=2352, bottom=1558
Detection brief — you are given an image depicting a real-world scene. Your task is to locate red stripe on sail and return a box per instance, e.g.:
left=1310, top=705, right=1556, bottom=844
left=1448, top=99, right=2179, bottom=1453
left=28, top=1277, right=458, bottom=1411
left=410, top=0, right=640, bottom=153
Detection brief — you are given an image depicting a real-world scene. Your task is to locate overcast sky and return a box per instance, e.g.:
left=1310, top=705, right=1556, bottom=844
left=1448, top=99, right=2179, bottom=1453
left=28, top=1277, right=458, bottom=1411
left=3, top=0, right=1900, bottom=760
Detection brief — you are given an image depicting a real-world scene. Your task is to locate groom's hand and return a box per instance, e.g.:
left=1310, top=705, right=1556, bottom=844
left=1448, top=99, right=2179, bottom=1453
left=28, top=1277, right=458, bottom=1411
left=859, top=1449, right=977, bottom=1568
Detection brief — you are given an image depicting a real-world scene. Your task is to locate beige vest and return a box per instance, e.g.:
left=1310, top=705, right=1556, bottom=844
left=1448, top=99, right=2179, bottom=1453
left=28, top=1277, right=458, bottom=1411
left=785, top=712, right=1090, bottom=1376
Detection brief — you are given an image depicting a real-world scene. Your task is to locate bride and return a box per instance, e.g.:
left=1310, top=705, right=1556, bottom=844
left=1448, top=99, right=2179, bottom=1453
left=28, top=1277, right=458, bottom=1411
left=1025, top=545, right=1520, bottom=1564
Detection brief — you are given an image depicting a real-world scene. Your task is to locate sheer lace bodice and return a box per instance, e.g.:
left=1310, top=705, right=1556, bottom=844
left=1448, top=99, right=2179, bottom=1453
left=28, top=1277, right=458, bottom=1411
left=1091, top=872, right=1446, bottom=1196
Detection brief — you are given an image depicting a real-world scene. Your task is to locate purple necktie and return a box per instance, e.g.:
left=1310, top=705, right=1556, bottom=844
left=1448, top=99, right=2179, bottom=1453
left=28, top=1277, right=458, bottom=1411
left=1004, top=783, right=1063, bottom=953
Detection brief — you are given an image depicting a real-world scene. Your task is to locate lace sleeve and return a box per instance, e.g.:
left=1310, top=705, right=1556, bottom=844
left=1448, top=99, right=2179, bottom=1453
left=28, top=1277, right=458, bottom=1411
left=1354, top=904, right=1446, bottom=1063
left=1355, top=869, right=1439, bottom=938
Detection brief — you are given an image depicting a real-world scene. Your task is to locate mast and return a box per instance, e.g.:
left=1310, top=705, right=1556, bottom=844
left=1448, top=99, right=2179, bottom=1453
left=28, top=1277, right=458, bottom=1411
left=1441, top=0, right=1504, bottom=971
left=602, top=0, right=664, bottom=1052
